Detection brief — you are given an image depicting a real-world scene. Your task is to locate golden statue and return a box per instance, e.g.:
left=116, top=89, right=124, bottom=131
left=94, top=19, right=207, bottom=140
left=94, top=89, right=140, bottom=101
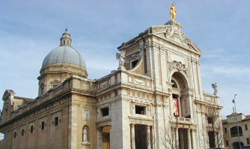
left=170, top=3, right=178, bottom=20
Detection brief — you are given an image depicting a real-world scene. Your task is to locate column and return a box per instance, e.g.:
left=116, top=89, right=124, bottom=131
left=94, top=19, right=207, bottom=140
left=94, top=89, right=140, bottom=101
left=175, top=128, right=179, bottom=148
left=97, top=128, right=103, bottom=149
left=152, top=126, right=155, bottom=149
left=147, top=125, right=151, bottom=149
left=187, top=129, right=192, bottom=149
left=131, top=124, right=135, bottom=149
left=192, top=130, right=196, bottom=149
left=178, top=98, right=182, bottom=117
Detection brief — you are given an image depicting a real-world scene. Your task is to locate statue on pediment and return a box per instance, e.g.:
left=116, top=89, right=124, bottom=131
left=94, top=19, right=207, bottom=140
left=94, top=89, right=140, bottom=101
left=170, top=3, right=178, bottom=20
left=116, top=50, right=126, bottom=69
left=211, top=83, right=218, bottom=95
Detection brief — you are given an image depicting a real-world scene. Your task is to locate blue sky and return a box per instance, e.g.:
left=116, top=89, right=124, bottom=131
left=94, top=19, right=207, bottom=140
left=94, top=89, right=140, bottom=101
left=0, top=0, right=249, bottom=118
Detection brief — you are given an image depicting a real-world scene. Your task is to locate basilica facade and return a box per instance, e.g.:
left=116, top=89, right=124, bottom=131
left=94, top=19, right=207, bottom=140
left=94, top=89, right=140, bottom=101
left=0, top=19, right=224, bottom=149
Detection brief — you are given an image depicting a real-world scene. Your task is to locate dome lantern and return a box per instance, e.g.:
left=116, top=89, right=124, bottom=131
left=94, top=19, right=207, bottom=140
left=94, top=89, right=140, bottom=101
left=60, top=27, right=72, bottom=46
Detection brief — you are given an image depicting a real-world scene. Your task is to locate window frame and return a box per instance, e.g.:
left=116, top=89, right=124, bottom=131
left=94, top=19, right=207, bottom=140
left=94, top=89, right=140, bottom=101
left=135, top=105, right=146, bottom=115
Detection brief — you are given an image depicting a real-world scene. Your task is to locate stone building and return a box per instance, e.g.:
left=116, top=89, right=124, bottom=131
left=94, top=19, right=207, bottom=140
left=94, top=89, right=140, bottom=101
left=223, top=113, right=250, bottom=149
left=0, top=19, right=224, bottom=149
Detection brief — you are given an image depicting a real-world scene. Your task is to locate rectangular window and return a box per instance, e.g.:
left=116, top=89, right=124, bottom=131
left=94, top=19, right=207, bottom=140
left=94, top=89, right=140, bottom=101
left=30, top=126, right=33, bottom=133
left=245, top=124, right=248, bottom=130
left=101, top=107, right=109, bottom=117
left=55, top=117, right=59, bottom=126
left=226, top=140, right=229, bottom=146
left=21, top=129, right=25, bottom=136
left=225, top=128, right=227, bottom=133
left=41, top=121, right=45, bottom=130
left=135, top=106, right=146, bottom=115
left=247, top=138, right=250, bottom=144
left=208, top=117, right=213, bottom=124
left=14, top=132, right=17, bottom=138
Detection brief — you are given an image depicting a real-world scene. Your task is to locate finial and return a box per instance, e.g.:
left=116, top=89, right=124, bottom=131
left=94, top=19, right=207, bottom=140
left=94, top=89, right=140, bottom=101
left=65, top=23, right=68, bottom=32
left=170, top=3, right=178, bottom=20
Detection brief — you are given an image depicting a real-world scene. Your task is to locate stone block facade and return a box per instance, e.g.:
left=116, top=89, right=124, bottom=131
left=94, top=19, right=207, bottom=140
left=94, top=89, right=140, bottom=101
left=0, top=20, right=224, bottom=149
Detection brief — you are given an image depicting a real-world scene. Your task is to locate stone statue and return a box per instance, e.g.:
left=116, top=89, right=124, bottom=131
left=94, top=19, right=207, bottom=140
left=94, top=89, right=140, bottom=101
left=170, top=3, right=178, bottom=20
left=116, top=50, right=126, bottom=69
left=211, top=83, right=218, bottom=95
left=83, top=126, right=88, bottom=142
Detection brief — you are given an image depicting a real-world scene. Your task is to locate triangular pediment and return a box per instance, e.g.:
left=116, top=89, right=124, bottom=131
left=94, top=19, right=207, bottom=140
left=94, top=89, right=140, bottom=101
left=150, top=20, right=202, bottom=56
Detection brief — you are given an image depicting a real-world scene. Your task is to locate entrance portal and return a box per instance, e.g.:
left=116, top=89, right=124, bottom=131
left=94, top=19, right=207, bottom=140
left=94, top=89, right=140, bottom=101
left=178, top=128, right=188, bottom=149
left=232, top=142, right=244, bottom=149
left=102, top=126, right=110, bottom=149
left=135, top=125, right=148, bottom=149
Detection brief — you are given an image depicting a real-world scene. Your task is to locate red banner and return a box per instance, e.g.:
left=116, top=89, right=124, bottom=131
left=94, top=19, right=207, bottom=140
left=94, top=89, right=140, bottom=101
left=173, top=98, right=179, bottom=116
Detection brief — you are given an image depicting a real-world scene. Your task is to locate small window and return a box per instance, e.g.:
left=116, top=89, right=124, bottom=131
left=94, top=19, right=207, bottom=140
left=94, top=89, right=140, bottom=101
left=172, top=94, right=178, bottom=99
left=226, top=140, right=229, bottom=146
left=225, top=128, right=227, bottom=133
left=41, top=121, right=45, bottom=130
left=247, top=138, right=250, bottom=144
left=101, top=107, right=109, bottom=117
left=30, top=126, right=34, bottom=133
left=14, top=132, right=17, bottom=138
left=171, top=80, right=178, bottom=88
left=208, top=117, right=213, bottom=124
left=131, top=60, right=138, bottom=69
left=41, top=85, right=44, bottom=94
left=245, top=124, right=248, bottom=130
left=135, top=106, right=146, bottom=115
left=21, top=129, right=25, bottom=136
left=55, top=117, right=59, bottom=126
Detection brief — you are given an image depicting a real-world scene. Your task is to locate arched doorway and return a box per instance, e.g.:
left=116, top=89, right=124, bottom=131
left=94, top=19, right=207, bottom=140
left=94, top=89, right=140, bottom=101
left=232, top=142, right=244, bottom=149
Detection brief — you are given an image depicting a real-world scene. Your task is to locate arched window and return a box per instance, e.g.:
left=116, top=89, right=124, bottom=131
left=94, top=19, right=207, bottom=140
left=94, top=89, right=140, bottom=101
left=171, top=72, right=190, bottom=118
left=231, top=126, right=243, bottom=137
left=82, top=126, right=89, bottom=142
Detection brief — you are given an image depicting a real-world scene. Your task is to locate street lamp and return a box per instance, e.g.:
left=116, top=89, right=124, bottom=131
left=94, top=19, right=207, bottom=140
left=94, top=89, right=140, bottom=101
left=233, top=94, right=241, bottom=149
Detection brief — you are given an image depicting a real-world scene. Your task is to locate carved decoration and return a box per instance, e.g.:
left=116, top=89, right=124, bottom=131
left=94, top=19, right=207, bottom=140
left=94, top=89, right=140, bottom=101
left=169, top=60, right=187, bottom=72
left=100, top=81, right=109, bottom=88
left=134, top=78, right=145, bottom=86
left=165, top=20, right=200, bottom=52
left=50, top=79, right=60, bottom=85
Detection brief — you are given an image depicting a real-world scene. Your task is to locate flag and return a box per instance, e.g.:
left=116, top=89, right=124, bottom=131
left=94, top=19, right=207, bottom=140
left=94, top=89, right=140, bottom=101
left=173, top=98, right=179, bottom=116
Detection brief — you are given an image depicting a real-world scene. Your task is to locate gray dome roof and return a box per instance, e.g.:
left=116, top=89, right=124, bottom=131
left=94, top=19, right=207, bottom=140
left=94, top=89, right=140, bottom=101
left=42, top=45, right=86, bottom=69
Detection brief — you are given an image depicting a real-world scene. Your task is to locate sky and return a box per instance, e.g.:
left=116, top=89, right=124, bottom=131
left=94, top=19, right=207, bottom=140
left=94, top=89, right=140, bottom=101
left=0, top=0, right=249, bottom=119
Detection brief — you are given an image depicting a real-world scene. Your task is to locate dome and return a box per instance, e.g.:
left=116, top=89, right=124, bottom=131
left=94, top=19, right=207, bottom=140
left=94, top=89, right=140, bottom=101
left=42, top=45, right=86, bottom=69
left=41, top=28, right=86, bottom=70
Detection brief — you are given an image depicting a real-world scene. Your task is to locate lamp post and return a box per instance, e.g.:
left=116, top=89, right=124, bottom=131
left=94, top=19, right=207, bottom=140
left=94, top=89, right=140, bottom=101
left=233, top=94, right=241, bottom=149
